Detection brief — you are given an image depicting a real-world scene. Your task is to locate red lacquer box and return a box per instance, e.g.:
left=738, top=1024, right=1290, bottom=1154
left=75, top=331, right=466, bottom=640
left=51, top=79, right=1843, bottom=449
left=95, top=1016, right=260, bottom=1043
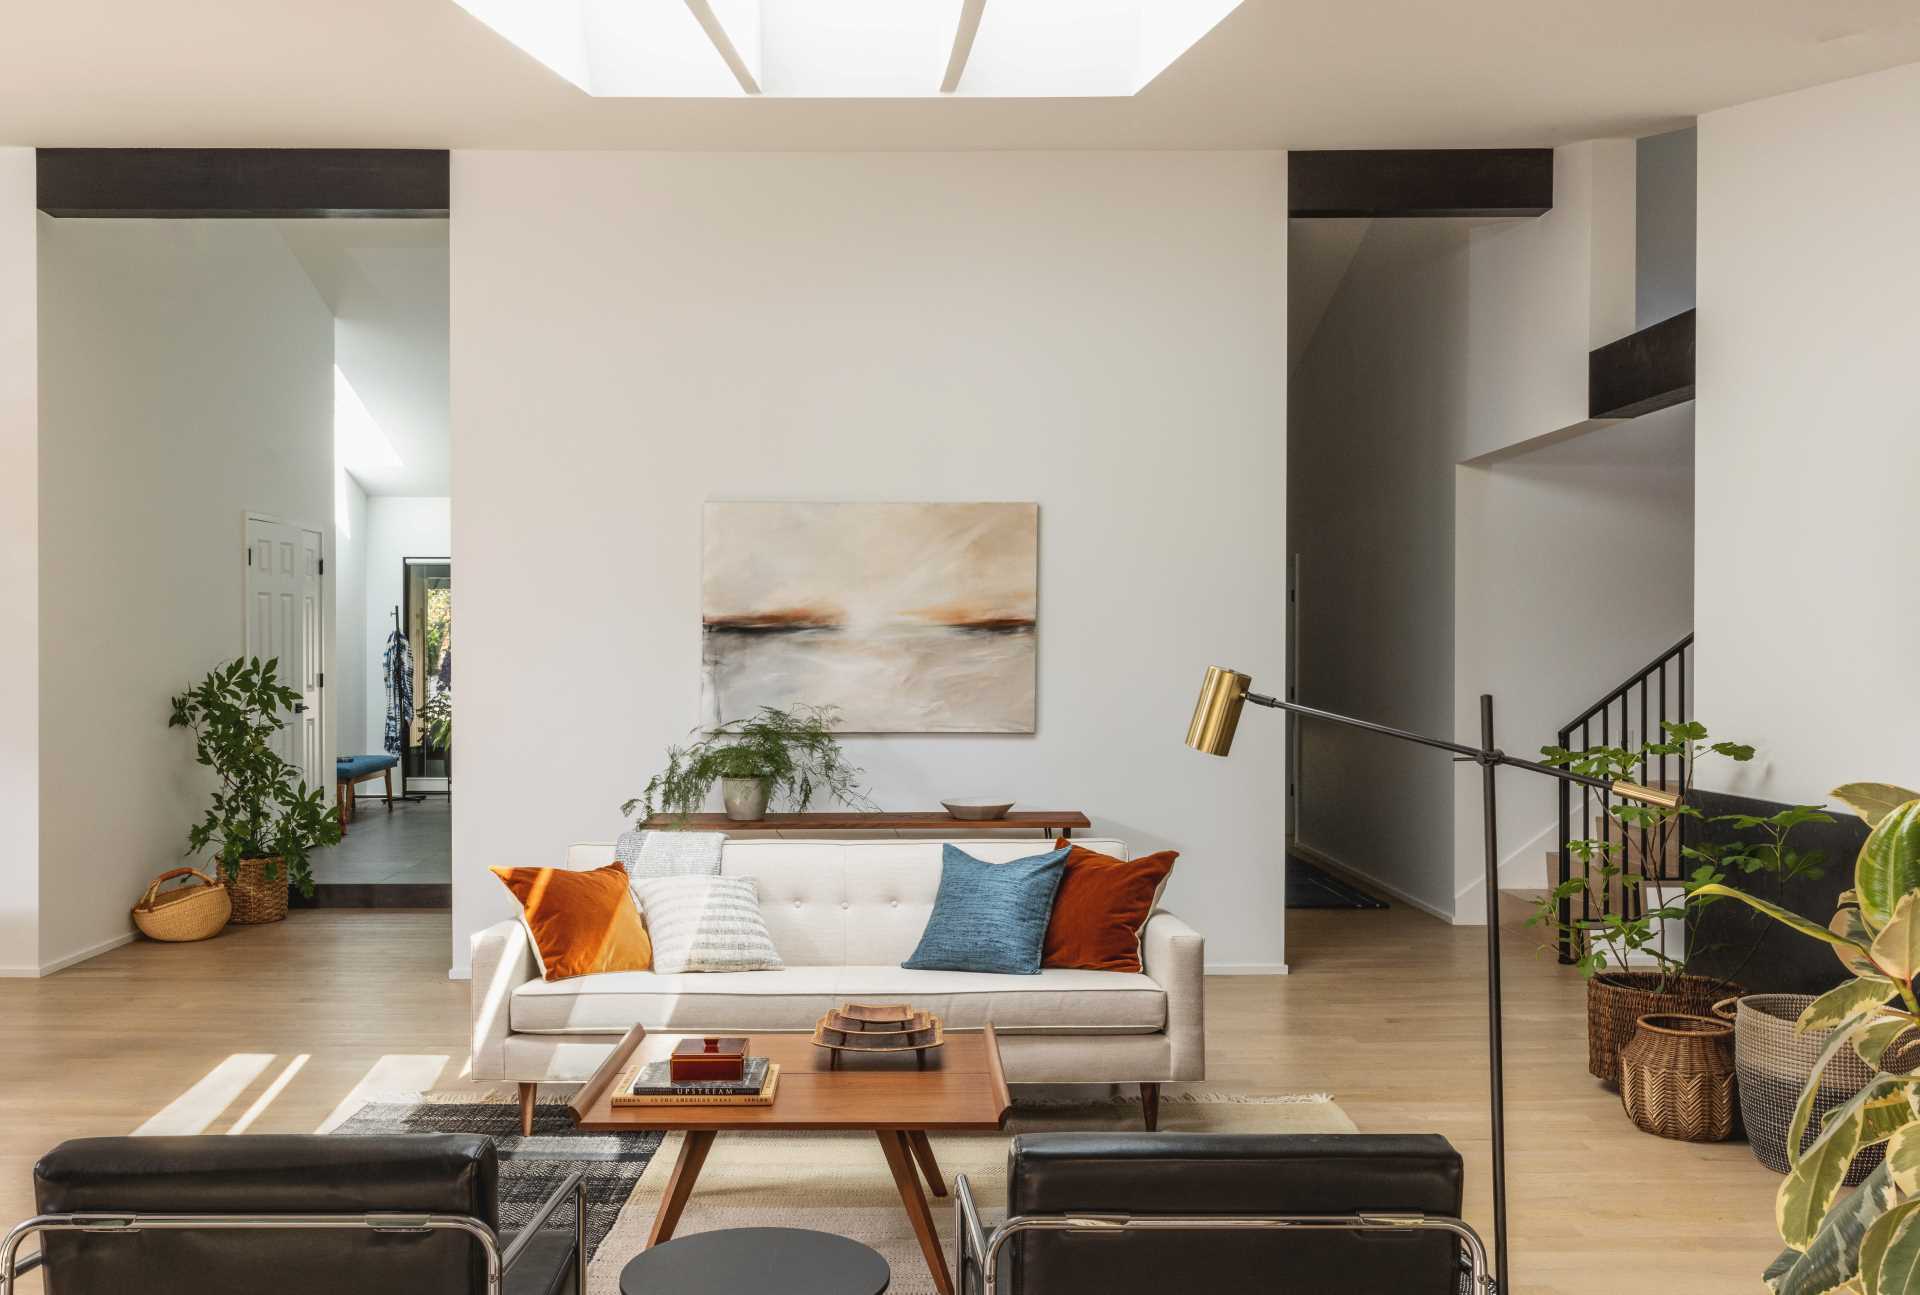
left=670, top=1036, right=748, bottom=1083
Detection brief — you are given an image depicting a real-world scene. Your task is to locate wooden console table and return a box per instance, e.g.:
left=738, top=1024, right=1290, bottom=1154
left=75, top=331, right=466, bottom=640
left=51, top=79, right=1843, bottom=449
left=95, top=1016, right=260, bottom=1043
left=640, top=810, right=1091, bottom=839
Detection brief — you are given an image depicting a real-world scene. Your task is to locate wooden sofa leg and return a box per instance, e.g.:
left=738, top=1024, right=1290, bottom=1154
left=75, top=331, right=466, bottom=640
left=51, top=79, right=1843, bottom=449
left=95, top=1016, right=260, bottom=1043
left=384, top=768, right=394, bottom=812
left=518, top=1083, right=538, bottom=1137
left=1140, top=1082, right=1161, bottom=1132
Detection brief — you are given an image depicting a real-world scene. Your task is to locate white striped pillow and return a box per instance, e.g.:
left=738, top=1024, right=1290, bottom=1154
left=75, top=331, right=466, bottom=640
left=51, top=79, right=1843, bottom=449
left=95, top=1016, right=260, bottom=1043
left=635, top=875, right=784, bottom=974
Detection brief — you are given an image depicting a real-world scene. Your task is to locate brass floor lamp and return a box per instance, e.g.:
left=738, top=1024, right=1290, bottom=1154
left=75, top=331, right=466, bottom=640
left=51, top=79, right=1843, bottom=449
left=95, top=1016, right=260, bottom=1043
left=1186, top=665, right=1678, bottom=1294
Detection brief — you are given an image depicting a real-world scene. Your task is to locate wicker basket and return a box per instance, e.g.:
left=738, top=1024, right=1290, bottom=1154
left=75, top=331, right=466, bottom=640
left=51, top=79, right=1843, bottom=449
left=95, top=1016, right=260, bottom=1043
left=1587, top=971, right=1740, bottom=1085
left=227, top=857, right=290, bottom=925
left=1619, top=1013, right=1737, bottom=1141
left=131, top=867, right=231, bottom=942
left=1734, top=993, right=1882, bottom=1183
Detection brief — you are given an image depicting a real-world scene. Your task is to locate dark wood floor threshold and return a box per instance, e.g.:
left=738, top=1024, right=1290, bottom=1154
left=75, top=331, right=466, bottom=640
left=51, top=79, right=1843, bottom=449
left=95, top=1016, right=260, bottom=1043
left=36, top=148, right=450, bottom=219
left=296, top=883, right=452, bottom=911
left=1288, top=149, right=1553, bottom=219
left=1589, top=308, right=1696, bottom=419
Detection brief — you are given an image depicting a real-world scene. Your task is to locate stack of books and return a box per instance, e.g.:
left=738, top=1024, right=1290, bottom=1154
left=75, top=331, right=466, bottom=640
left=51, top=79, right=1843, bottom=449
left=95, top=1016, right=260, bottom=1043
left=612, top=1055, right=780, bottom=1108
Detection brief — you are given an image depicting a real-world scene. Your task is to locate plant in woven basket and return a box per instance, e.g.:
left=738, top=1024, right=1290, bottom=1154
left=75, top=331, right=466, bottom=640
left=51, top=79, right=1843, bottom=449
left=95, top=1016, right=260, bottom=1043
left=621, top=705, right=875, bottom=825
left=1528, top=720, right=1758, bottom=985
left=1693, top=781, right=1920, bottom=1295
left=169, top=657, right=341, bottom=898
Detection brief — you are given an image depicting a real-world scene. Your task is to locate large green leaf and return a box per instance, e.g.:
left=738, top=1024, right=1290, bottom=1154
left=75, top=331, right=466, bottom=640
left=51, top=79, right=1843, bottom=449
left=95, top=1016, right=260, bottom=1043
left=1694, top=884, right=1877, bottom=963
left=1862, top=1200, right=1920, bottom=1294
left=1836, top=785, right=1920, bottom=828
left=1804, top=979, right=1902, bottom=1032
left=1841, top=908, right=1890, bottom=976
left=1771, top=1160, right=1904, bottom=1295
left=1878, top=896, right=1920, bottom=987
left=1783, top=1106, right=1868, bottom=1247
left=1858, top=802, right=1920, bottom=933
left=1793, top=1020, right=1898, bottom=1167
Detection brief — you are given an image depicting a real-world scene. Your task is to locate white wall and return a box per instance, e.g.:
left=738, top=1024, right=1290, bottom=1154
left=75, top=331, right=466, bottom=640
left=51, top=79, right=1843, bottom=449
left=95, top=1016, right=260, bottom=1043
left=335, top=469, right=369, bottom=755
left=1696, top=61, right=1920, bottom=803
left=1636, top=127, right=1697, bottom=329
left=450, top=150, right=1289, bottom=977
left=1453, top=407, right=1695, bottom=901
left=0, top=151, right=38, bottom=973
left=36, top=219, right=334, bottom=972
left=362, top=496, right=451, bottom=759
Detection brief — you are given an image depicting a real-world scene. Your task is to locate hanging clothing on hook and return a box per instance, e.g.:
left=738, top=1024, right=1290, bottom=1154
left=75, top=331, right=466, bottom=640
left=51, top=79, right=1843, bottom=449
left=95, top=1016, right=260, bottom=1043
left=384, top=616, right=415, bottom=757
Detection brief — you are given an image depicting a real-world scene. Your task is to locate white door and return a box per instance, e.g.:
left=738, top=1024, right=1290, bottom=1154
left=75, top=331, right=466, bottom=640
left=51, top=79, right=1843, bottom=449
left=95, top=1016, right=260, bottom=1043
left=245, top=517, right=325, bottom=789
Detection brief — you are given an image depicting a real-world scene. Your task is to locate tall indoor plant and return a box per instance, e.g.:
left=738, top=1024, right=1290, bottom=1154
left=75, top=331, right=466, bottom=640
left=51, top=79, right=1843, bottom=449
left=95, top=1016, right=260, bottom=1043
left=1529, top=720, right=1758, bottom=1082
left=170, top=656, right=341, bottom=923
left=1692, top=782, right=1920, bottom=1295
left=624, top=704, right=875, bottom=824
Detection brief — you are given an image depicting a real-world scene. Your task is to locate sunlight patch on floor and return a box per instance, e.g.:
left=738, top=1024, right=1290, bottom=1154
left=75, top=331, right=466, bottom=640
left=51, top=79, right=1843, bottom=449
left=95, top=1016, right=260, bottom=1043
left=133, top=1054, right=277, bottom=1136
left=316, top=1054, right=450, bottom=1132
left=224, top=1054, right=310, bottom=1134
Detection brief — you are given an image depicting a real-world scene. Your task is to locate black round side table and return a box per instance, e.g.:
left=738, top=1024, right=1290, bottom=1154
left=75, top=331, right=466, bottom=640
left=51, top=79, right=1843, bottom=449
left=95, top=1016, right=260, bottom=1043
left=618, top=1227, right=890, bottom=1295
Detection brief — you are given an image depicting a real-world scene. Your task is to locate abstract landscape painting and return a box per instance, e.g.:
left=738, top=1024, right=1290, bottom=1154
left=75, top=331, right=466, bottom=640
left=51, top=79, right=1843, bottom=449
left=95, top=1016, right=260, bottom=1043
left=702, top=501, right=1038, bottom=733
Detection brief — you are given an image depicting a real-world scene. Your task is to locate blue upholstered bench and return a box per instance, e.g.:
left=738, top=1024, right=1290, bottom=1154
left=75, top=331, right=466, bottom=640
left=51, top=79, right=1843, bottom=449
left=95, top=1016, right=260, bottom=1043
left=334, top=754, right=399, bottom=828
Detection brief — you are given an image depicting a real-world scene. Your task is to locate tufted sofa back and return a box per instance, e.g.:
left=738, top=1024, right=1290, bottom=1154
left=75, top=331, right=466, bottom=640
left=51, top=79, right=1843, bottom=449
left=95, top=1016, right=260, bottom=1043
left=566, top=837, right=1129, bottom=967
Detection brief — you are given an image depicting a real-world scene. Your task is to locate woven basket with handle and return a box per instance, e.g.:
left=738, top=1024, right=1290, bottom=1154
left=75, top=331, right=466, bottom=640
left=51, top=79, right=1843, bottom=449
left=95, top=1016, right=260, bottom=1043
left=131, top=867, right=231, bottom=942
left=1619, top=1013, right=1737, bottom=1142
left=227, top=857, right=291, bottom=925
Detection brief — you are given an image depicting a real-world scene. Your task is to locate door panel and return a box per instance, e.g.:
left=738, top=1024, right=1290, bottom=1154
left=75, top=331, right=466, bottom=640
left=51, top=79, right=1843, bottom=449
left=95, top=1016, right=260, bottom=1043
left=244, top=516, right=326, bottom=790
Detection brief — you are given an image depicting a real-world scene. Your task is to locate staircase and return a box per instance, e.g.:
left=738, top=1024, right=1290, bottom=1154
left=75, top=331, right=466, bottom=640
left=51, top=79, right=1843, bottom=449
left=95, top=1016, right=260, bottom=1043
left=1553, top=633, right=1693, bottom=964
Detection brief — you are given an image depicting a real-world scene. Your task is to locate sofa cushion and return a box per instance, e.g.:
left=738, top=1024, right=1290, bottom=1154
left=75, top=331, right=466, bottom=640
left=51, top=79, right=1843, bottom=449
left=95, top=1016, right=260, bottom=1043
left=903, top=844, right=1069, bottom=975
left=508, top=964, right=1166, bottom=1035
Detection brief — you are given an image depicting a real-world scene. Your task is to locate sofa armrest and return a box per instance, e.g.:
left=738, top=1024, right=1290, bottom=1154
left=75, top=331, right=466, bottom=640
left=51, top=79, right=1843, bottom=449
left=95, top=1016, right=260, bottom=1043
left=1141, top=910, right=1205, bottom=1081
left=470, top=919, right=537, bottom=1080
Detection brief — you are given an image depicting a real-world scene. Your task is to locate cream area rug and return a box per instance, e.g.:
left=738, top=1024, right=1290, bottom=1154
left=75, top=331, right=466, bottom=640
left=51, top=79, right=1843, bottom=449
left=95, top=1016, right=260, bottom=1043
left=586, top=1091, right=1356, bottom=1295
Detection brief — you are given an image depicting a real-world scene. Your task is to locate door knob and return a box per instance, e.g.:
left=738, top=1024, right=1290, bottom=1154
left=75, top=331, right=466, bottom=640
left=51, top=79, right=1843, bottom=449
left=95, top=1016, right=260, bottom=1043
left=292, top=702, right=308, bottom=713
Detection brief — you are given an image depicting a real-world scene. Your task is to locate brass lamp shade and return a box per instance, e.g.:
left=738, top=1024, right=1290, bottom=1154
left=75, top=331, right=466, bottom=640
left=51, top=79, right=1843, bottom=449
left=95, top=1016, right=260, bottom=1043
left=1186, top=666, right=1253, bottom=756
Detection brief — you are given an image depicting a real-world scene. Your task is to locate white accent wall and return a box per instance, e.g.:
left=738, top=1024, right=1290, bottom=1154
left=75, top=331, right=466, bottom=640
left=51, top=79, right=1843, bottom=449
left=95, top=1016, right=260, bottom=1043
left=450, top=151, right=1289, bottom=977
left=35, top=220, right=334, bottom=973
left=1696, top=61, right=1920, bottom=803
left=0, top=151, right=38, bottom=973
left=335, top=469, right=370, bottom=755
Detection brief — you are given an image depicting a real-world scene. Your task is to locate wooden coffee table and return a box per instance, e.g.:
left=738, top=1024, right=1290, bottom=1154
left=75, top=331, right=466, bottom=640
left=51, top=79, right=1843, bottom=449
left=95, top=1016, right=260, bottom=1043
left=569, top=1023, right=1011, bottom=1295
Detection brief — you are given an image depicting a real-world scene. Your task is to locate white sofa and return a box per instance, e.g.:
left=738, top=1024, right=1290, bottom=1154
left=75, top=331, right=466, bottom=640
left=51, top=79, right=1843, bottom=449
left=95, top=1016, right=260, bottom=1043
left=470, top=837, right=1205, bottom=1132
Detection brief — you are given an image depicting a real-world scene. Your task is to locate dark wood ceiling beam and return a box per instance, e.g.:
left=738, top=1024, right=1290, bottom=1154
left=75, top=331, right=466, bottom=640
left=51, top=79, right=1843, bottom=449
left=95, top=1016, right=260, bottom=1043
left=36, top=148, right=450, bottom=218
left=1288, top=149, right=1553, bottom=219
left=1588, top=308, right=1696, bottom=420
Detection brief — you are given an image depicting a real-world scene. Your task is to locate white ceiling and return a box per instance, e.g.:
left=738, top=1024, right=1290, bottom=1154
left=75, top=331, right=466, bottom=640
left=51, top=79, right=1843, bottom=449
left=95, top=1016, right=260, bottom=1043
left=280, top=221, right=450, bottom=497
left=2, top=1, right=1917, bottom=149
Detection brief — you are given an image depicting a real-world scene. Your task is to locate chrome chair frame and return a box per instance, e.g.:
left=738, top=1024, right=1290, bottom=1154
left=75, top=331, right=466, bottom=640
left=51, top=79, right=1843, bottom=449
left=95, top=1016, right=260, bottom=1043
left=953, top=1173, right=1494, bottom=1295
left=0, top=1171, right=587, bottom=1295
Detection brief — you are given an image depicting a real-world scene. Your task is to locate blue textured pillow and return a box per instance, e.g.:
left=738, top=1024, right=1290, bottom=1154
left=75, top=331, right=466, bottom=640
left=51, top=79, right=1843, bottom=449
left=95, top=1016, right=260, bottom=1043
left=902, top=844, right=1070, bottom=975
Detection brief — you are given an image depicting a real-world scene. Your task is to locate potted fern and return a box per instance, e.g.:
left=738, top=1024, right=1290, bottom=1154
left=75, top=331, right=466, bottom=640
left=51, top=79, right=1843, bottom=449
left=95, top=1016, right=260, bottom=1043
left=624, top=705, right=874, bottom=824
left=169, top=657, right=341, bottom=923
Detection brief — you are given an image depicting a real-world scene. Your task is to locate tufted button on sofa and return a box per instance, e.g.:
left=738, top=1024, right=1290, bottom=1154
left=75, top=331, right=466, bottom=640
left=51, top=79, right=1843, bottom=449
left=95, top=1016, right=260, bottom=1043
left=470, top=838, right=1204, bottom=1118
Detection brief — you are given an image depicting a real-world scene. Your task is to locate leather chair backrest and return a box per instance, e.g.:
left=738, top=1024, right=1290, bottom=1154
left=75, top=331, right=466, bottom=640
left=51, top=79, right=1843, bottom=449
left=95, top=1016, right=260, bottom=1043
left=32, top=1135, right=499, bottom=1295
left=1005, top=1133, right=1466, bottom=1295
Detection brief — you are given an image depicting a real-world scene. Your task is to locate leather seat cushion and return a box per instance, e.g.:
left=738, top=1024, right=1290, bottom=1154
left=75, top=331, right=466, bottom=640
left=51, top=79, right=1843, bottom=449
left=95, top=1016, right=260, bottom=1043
left=509, top=965, right=1166, bottom=1035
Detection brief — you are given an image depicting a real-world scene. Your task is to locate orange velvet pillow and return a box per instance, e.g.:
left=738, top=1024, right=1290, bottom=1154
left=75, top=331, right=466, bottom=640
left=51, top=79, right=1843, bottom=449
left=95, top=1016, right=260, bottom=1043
left=1041, top=839, right=1178, bottom=973
left=491, top=862, right=652, bottom=981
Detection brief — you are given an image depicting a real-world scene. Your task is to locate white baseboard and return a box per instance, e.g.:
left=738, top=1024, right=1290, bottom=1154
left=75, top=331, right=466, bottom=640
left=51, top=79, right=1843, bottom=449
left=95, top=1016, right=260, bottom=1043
left=1289, top=840, right=1455, bottom=923
left=1204, top=962, right=1290, bottom=975
left=0, top=931, right=137, bottom=978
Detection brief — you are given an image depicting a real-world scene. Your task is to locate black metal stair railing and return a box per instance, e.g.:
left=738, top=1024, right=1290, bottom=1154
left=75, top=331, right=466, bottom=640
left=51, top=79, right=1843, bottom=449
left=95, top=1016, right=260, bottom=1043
left=1554, top=633, right=1693, bottom=964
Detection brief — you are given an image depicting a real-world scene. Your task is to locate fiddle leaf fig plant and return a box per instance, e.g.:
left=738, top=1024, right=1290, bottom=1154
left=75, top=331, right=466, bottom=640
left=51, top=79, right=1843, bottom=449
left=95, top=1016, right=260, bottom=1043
left=1693, top=782, right=1920, bottom=1295
left=169, top=656, right=341, bottom=897
left=622, top=704, right=875, bottom=825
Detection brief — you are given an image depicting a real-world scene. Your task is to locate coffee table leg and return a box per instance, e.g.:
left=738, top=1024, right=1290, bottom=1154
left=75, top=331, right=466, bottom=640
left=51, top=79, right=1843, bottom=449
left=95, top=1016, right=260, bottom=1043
left=647, top=1129, right=717, bottom=1247
left=877, top=1130, right=953, bottom=1295
left=907, top=1130, right=947, bottom=1198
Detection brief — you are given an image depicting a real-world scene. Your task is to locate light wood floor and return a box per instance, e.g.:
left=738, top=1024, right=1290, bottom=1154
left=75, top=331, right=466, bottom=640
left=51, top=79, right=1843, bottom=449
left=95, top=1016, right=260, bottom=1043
left=0, top=899, right=1779, bottom=1292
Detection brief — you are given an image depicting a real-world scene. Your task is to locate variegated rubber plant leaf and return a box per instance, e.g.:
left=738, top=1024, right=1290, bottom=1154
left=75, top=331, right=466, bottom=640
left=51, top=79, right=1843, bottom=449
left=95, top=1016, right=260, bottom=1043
left=1874, top=895, right=1920, bottom=990
left=1856, top=802, right=1920, bottom=934
left=1802, top=979, right=1903, bottom=1034
left=1783, top=1077, right=1919, bottom=1248
left=1771, top=1127, right=1920, bottom=1294
left=1834, top=785, right=1920, bottom=829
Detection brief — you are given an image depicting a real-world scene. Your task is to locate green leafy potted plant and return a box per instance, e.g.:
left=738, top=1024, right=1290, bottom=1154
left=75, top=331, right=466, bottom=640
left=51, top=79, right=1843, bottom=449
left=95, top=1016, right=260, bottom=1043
left=169, top=657, right=341, bottom=923
left=623, top=705, right=875, bottom=824
left=1529, top=720, right=1758, bottom=1083
left=1691, top=782, right=1920, bottom=1295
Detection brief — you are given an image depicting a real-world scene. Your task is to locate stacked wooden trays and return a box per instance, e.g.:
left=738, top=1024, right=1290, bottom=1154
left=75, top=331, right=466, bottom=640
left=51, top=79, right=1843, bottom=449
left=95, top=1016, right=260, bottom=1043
left=812, top=1003, right=945, bottom=1068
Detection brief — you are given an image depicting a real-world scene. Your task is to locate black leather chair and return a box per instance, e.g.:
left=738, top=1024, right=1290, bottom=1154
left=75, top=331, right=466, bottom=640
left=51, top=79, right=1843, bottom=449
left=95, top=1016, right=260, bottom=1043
left=2, top=1135, right=584, bottom=1295
left=955, top=1133, right=1491, bottom=1295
